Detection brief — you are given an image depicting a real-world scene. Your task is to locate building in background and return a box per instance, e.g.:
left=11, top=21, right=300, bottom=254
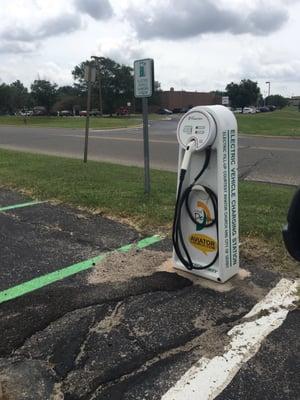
left=159, top=87, right=222, bottom=111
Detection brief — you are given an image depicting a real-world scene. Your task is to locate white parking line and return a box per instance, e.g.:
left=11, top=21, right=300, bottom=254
left=161, top=278, right=299, bottom=400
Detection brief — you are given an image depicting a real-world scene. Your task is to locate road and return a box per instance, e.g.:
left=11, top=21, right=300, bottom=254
left=0, top=118, right=299, bottom=185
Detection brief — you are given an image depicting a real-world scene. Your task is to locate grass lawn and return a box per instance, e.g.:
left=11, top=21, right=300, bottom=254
left=0, top=149, right=295, bottom=241
left=237, top=106, right=300, bottom=136
left=0, top=115, right=143, bottom=129
left=1, top=149, right=298, bottom=275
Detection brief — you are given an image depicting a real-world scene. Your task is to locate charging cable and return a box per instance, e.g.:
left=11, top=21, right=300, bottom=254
left=172, top=144, right=219, bottom=270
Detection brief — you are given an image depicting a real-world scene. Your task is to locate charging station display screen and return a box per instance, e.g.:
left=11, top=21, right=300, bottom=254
left=177, top=110, right=216, bottom=150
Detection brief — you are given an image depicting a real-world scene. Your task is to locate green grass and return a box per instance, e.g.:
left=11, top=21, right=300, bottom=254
left=237, top=106, right=300, bottom=136
left=0, top=149, right=295, bottom=243
left=0, top=113, right=167, bottom=129
left=0, top=115, right=142, bottom=129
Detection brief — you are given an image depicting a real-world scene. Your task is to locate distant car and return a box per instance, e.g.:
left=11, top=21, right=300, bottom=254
left=172, top=107, right=188, bottom=114
left=79, top=110, right=87, bottom=117
left=259, top=106, right=270, bottom=112
left=243, top=107, right=256, bottom=114
left=156, top=108, right=173, bottom=115
left=18, top=110, right=33, bottom=117
left=90, top=110, right=101, bottom=116
left=59, top=110, right=72, bottom=117
left=172, top=108, right=182, bottom=114
left=268, top=105, right=276, bottom=111
left=233, top=108, right=242, bottom=114
left=116, top=107, right=129, bottom=116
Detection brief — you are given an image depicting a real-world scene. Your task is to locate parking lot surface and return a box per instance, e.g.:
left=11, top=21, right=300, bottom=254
left=0, top=188, right=299, bottom=399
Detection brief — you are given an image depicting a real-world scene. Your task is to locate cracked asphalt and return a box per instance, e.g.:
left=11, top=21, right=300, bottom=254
left=0, top=188, right=299, bottom=399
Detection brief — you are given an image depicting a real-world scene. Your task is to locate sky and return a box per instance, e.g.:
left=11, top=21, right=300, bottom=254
left=0, top=0, right=299, bottom=97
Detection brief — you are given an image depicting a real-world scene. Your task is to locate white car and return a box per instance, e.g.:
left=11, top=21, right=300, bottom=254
left=233, top=108, right=242, bottom=114
left=242, top=107, right=256, bottom=114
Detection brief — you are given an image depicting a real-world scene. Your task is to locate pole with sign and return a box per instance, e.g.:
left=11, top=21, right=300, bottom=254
left=222, top=96, right=229, bottom=106
left=83, top=63, right=96, bottom=163
left=134, top=59, right=154, bottom=194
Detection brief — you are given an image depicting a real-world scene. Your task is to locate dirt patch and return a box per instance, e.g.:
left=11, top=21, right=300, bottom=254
left=88, top=248, right=172, bottom=284
left=240, top=237, right=300, bottom=278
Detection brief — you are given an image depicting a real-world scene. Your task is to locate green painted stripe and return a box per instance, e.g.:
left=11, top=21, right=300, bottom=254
left=0, top=234, right=162, bottom=304
left=0, top=200, right=46, bottom=212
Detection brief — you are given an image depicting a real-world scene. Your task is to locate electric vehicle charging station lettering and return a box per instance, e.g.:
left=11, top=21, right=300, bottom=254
left=172, top=105, right=239, bottom=283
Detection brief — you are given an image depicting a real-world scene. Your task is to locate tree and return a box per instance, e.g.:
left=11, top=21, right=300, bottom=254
left=30, top=80, right=58, bottom=112
left=266, top=94, right=288, bottom=109
left=0, top=83, right=11, bottom=114
left=9, top=80, right=29, bottom=112
left=226, top=79, right=261, bottom=109
left=72, top=57, right=134, bottom=114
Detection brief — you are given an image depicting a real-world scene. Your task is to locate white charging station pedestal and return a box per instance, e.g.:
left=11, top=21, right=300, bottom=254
left=173, top=105, right=239, bottom=283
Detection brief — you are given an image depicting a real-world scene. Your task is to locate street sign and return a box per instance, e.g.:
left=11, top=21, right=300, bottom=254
left=133, top=58, right=154, bottom=194
left=84, top=65, right=96, bottom=82
left=134, top=59, right=154, bottom=98
left=222, top=96, right=229, bottom=105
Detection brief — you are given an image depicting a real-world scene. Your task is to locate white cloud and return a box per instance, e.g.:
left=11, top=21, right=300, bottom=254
left=1, top=14, right=83, bottom=43
left=126, top=0, right=288, bottom=40
left=0, top=0, right=299, bottom=96
left=73, top=0, right=113, bottom=20
left=95, top=38, right=144, bottom=65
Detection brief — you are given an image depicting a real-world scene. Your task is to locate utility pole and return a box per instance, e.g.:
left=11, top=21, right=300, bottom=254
left=91, top=55, right=103, bottom=116
left=266, top=81, right=271, bottom=97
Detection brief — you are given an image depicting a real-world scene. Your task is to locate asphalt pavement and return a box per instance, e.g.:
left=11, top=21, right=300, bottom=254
left=0, top=188, right=299, bottom=399
left=0, top=118, right=299, bottom=185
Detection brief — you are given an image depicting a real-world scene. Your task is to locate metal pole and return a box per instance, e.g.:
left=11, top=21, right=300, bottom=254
left=142, top=97, right=150, bottom=194
left=98, top=72, right=103, bottom=116
left=91, top=56, right=103, bottom=116
left=84, top=66, right=92, bottom=163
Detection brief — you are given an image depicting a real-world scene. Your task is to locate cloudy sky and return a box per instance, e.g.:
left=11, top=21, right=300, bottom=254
left=0, top=0, right=299, bottom=96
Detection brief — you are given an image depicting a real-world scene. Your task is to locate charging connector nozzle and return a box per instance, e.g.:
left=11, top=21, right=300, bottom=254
left=181, top=141, right=196, bottom=174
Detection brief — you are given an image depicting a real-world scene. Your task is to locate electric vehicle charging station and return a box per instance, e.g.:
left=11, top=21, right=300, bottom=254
left=172, top=105, right=239, bottom=283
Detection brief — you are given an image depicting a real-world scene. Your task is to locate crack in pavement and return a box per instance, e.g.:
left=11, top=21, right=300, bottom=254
left=238, top=153, right=275, bottom=180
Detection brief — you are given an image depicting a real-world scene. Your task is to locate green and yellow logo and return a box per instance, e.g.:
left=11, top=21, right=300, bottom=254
left=195, top=201, right=212, bottom=231
left=189, top=233, right=217, bottom=256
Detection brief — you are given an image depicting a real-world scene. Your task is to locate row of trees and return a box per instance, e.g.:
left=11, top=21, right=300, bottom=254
left=0, top=59, right=289, bottom=115
left=0, top=57, right=161, bottom=115
left=225, top=79, right=289, bottom=109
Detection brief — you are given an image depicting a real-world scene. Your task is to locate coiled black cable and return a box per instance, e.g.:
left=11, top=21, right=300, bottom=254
left=172, top=147, right=219, bottom=270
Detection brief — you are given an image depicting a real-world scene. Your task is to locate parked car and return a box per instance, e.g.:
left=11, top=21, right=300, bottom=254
left=116, top=107, right=129, bottom=116
left=172, top=107, right=188, bottom=114
left=233, top=108, right=242, bottom=114
left=172, top=108, right=182, bottom=114
left=79, top=110, right=87, bottom=117
left=156, top=108, right=173, bottom=115
left=59, top=110, right=72, bottom=117
left=90, top=110, right=101, bottom=116
left=243, top=107, right=256, bottom=114
left=259, top=106, right=270, bottom=112
left=33, top=106, right=47, bottom=116
left=17, top=110, right=33, bottom=117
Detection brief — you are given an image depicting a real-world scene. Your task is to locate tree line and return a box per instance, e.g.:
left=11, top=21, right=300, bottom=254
left=225, top=79, right=289, bottom=109
left=0, top=57, right=161, bottom=115
left=0, top=58, right=289, bottom=115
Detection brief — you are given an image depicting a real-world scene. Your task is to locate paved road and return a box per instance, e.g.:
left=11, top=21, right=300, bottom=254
left=0, top=118, right=299, bottom=185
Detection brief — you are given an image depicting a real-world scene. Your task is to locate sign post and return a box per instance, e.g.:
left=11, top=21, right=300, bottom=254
left=134, top=59, right=154, bottom=194
left=83, top=63, right=96, bottom=163
left=222, top=96, right=229, bottom=106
